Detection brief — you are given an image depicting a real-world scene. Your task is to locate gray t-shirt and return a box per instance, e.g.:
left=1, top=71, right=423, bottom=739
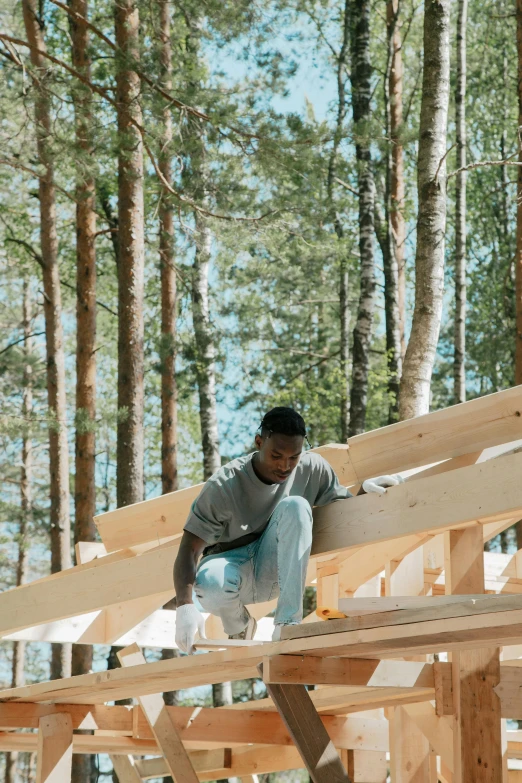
left=184, top=451, right=352, bottom=553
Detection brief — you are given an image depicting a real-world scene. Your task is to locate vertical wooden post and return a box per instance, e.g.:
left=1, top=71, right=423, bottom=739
left=110, top=756, right=142, bottom=783
left=36, top=714, right=73, bottom=783
left=444, top=526, right=503, bottom=783
left=386, top=547, right=433, bottom=782
left=340, top=749, right=387, bottom=782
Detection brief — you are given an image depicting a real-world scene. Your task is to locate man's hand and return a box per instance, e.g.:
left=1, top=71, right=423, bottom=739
left=362, top=474, right=404, bottom=496
left=175, top=603, right=206, bottom=654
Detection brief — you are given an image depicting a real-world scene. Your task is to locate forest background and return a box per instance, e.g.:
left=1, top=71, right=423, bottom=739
left=0, top=0, right=520, bottom=781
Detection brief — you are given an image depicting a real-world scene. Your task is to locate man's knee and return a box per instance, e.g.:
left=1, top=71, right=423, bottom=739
left=195, top=558, right=240, bottom=609
left=277, top=495, right=312, bottom=524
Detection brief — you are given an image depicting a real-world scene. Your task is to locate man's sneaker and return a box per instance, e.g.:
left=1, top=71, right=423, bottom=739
left=228, top=614, right=257, bottom=641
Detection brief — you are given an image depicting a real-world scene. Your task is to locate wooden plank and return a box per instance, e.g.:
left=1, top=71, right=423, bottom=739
left=262, top=672, right=349, bottom=783
left=0, top=733, right=159, bottom=754
left=7, top=604, right=522, bottom=705
left=445, top=524, right=503, bottom=783
left=401, top=703, right=454, bottom=771
left=109, top=756, right=142, bottom=783
left=0, top=540, right=180, bottom=637
left=282, top=594, right=522, bottom=640
left=312, top=451, right=522, bottom=556
left=0, top=703, right=134, bottom=732
left=389, top=705, right=434, bottom=783
left=262, top=655, right=440, bottom=688
left=341, top=749, right=387, bottom=782
left=346, top=385, right=522, bottom=481
left=434, top=661, right=454, bottom=716
left=117, top=645, right=199, bottom=783
left=135, top=750, right=232, bottom=781
left=36, top=714, right=73, bottom=783
left=94, top=443, right=356, bottom=554
left=338, top=595, right=477, bottom=615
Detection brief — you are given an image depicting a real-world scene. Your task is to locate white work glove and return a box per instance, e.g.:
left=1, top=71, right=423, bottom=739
left=362, top=474, right=404, bottom=496
left=175, top=603, right=206, bottom=654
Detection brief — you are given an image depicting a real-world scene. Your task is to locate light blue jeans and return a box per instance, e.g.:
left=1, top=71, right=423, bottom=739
left=194, top=496, right=313, bottom=635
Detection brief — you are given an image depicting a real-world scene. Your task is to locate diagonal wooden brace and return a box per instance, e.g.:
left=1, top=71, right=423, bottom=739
left=258, top=663, right=351, bottom=783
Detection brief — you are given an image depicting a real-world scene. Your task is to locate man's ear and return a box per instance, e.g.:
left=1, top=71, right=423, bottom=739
left=254, top=433, right=263, bottom=450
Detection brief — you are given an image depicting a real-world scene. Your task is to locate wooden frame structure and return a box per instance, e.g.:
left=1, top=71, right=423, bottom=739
left=4, top=386, right=522, bottom=781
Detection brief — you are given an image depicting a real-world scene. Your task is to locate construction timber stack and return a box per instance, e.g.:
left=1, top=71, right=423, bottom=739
left=4, top=387, right=522, bottom=781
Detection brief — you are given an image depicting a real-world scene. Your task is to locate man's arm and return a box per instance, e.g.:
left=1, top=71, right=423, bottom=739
left=174, top=530, right=207, bottom=606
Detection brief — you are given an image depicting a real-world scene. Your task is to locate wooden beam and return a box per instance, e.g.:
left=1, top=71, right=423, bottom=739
left=261, top=669, right=349, bottom=783
left=345, top=385, right=522, bottom=481
left=109, top=756, right=142, bottom=783
left=117, top=644, right=199, bottom=783
left=0, top=540, right=180, bottom=637
left=312, top=451, right=522, bottom=556
left=389, top=705, right=434, bottom=783
left=262, top=655, right=441, bottom=688
left=401, top=703, right=454, bottom=771
left=341, top=749, right=387, bottom=782
left=135, top=750, right=232, bottom=781
left=445, top=524, right=503, bottom=783
left=36, top=714, right=73, bottom=783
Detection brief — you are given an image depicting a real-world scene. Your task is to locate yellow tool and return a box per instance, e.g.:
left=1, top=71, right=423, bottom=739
left=316, top=606, right=347, bottom=620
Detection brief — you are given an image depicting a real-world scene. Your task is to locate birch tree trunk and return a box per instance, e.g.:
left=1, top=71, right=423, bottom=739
left=192, top=205, right=220, bottom=480
left=516, top=0, right=522, bottom=385
left=69, top=3, right=97, bottom=778
left=348, top=0, right=376, bottom=436
left=115, top=0, right=145, bottom=508
left=388, top=0, right=407, bottom=361
left=399, top=0, right=451, bottom=420
left=22, top=0, right=72, bottom=680
left=5, top=283, right=32, bottom=783
left=326, top=0, right=351, bottom=441
left=454, top=0, right=468, bottom=404
left=380, top=0, right=404, bottom=422
left=159, top=0, right=178, bottom=495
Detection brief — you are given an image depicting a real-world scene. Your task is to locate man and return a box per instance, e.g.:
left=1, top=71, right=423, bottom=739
left=174, top=406, right=402, bottom=653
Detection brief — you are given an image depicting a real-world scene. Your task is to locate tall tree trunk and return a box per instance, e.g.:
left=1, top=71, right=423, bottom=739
left=516, top=0, right=522, bottom=385
left=159, top=0, right=178, bottom=495
left=388, top=0, right=406, bottom=361
left=381, top=0, right=403, bottom=423
left=69, top=3, right=97, bottom=779
left=110, top=7, right=145, bottom=774
left=454, top=0, right=468, bottom=404
left=399, top=0, right=451, bottom=420
left=21, top=0, right=72, bottom=680
left=115, top=0, right=145, bottom=510
left=326, top=0, right=350, bottom=441
left=158, top=6, right=179, bottom=756
left=192, top=208, right=220, bottom=480
left=348, top=0, right=376, bottom=436
left=5, top=283, right=33, bottom=783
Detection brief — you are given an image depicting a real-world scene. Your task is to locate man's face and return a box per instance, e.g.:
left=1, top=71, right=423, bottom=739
left=254, top=432, right=304, bottom=484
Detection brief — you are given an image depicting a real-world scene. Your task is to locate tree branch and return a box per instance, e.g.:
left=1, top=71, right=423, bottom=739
left=447, top=155, right=521, bottom=180
left=0, top=331, right=45, bottom=357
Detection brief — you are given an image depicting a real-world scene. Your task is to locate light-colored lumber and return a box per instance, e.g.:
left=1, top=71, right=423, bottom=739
left=262, top=655, right=440, bottom=688
left=282, top=593, right=522, bottom=640
left=109, top=756, right=142, bottom=783
left=0, top=540, right=179, bottom=638
left=401, top=702, right=454, bottom=771
left=2, top=456, right=520, bottom=641
left=135, top=750, right=232, bottom=781
left=7, top=601, right=522, bottom=704
left=137, top=746, right=305, bottom=782
left=312, top=450, right=522, bottom=555
left=337, top=595, right=479, bottom=615
left=36, top=714, right=73, bottom=783
left=117, top=644, right=199, bottom=783
left=262, top=674, right=350, bottom=783
left=389, top=705, right=434, bottom=782
left=445, top=524, right=503, bottom=783
left=346, top=385, right=522, bottom=481
left=132, top=704, right=390, bottom=749
left=341, top=749, right=387, bottom=782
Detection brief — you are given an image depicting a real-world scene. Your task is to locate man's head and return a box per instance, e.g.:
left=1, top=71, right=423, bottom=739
left=254, top=407, right=306, bottom=484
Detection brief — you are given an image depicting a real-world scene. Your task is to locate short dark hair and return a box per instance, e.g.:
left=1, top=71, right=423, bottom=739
left=259, top=407, right=306, bottom=438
